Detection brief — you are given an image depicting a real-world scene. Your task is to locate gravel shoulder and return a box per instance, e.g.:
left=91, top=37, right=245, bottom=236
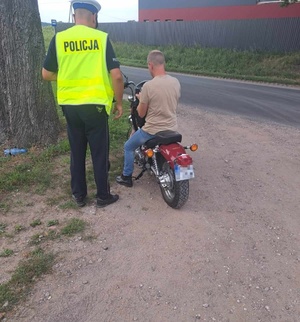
left=2, top=103, right=300, bottom=322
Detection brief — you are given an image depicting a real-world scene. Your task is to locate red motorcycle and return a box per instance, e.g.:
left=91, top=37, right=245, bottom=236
left=123, top=75, right=198, bottom=209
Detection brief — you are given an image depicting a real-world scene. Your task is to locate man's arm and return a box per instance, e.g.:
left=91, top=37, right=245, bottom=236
left=42, top=36, right=58, bottom=81
left=42, top=68, right=57, bottom=81
left=110, top=68, right=124, bottom=119
left=137, top=101, right=148, bottom=118
left=136, top=88, right=149, bottom=118
left=106, top=37, right=123, bottom=119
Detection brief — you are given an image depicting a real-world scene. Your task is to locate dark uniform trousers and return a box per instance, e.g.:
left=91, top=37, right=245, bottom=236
left=62, top=105, right=110, bottom=200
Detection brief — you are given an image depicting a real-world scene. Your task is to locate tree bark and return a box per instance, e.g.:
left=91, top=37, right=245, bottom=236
left=0, top=0, right=59, bottom=147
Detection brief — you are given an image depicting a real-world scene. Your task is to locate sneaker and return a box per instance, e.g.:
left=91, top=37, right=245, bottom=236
left=72, top=195, right=86, bottom=207
left=116, top=174, right=133, bottom=187
left=97, top=194, right=119, bottom=208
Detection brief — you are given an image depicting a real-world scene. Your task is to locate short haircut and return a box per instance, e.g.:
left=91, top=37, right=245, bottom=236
left=147, top=50, right=165, bottom=66
left=74, top=8, right=94, bottom=19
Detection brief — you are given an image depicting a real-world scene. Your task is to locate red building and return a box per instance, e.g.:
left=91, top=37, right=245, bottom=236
left=138, top=0, right=300, bottom=22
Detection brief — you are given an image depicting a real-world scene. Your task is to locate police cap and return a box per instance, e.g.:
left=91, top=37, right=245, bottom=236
left=71, top=0, right=101, bottom=14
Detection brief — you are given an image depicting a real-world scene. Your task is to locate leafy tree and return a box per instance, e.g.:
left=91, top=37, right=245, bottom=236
left=0, top=0, right=59, bottom=147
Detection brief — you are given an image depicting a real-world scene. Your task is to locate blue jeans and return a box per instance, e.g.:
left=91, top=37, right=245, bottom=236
left=123, top=128, right=155, bottom=176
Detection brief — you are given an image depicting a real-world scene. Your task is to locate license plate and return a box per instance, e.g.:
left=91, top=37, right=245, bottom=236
left=175, top=164, right=195, bottom=181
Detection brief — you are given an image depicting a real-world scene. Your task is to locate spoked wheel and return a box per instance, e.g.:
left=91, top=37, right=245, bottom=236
left=159, top=160, right=189, bottom=209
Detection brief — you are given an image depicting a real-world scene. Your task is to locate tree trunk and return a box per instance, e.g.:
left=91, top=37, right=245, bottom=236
left=0, top=0, right=59, bottom=147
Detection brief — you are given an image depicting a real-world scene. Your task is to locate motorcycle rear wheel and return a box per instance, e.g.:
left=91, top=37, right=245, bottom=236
left=160, top=160, right=189, bottom=209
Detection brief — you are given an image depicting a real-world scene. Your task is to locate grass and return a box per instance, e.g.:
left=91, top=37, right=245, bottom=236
left=0, top=249, right=14, bottom=258
left=0, top=215, right=88, bottom=313
left=60, top=218, right=86, bottom=236
left=30, top=219, right=42, bottom=227
left=29, top=231, right=59, bottom=246
left=28, top=217, right=87, bottom=246
left=42, top=26, right=55, bottom=49
left=114, top=42, right=300, bottom=85
left=0, top=223, right=7, bottom=234
left=14, top=225, right=25, bottom=233
left=0, top=248, right=54, bottom=312
left=47, top=219, right=59, bottom=227
left=0, top=139, right=70, bottom=194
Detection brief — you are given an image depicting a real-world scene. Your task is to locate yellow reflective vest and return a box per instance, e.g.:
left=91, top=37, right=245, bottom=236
left=56, top=25, right=114, bottom=114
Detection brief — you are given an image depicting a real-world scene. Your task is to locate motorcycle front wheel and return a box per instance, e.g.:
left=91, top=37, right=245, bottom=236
left=159, top=160, right=189, bottom=209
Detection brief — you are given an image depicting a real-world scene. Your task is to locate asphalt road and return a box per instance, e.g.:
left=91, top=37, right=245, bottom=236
left=121, top=66, right=300, bottom=127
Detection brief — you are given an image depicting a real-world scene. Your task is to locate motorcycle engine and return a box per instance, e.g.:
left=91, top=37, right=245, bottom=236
left=134, top=147, right=145, bottom=166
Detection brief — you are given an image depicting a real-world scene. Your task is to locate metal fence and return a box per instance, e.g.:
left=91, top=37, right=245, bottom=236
left=57, top=18, right=300, bottom=52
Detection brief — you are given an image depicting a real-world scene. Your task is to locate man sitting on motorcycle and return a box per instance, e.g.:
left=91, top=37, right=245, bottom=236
left=116, top=50, right=181, bottom=187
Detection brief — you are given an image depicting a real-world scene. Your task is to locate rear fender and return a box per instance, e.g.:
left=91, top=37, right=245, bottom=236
left=159, top=143, right=192, bottom=169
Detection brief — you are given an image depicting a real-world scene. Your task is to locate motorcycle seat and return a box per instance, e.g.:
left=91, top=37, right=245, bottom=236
left=145, top=130, right=182, bottom=148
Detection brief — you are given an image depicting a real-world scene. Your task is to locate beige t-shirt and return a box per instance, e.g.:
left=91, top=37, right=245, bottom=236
left=140, top=74, right=181, bottom=135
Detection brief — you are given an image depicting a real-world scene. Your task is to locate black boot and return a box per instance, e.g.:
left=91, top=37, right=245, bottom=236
left=72, top=194, right=87, bottom=207
left=116, top=174, right=133, bottom=187
left=97, top=194, right=119, bottom=208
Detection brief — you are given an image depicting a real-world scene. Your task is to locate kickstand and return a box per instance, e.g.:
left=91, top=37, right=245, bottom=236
left=134, top=168, right=146, bottom=181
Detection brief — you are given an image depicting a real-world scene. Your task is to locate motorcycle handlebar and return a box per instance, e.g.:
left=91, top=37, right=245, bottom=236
left=124, top=80, right=136, bottom=89
left=122, top=71, right=148, bottom=91
left=123, top=72, right=148, bottom=99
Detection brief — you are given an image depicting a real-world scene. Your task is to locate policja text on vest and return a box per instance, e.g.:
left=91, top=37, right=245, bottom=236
left=63, top=39, right=100, bottom=52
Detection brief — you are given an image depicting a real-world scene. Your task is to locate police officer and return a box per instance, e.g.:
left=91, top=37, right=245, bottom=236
left=42, top=0, right=124, bottom=208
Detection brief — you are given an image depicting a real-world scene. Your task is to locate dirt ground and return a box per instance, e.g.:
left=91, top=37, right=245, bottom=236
left=1, top=103, right=300, bottom=322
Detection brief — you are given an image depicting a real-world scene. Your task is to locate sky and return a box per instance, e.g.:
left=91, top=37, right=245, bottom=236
left=37, top=0, right=138, bottom=23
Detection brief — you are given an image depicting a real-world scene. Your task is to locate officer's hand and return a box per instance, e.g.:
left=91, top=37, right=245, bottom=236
left=112, top=103, right=123, bottom=120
